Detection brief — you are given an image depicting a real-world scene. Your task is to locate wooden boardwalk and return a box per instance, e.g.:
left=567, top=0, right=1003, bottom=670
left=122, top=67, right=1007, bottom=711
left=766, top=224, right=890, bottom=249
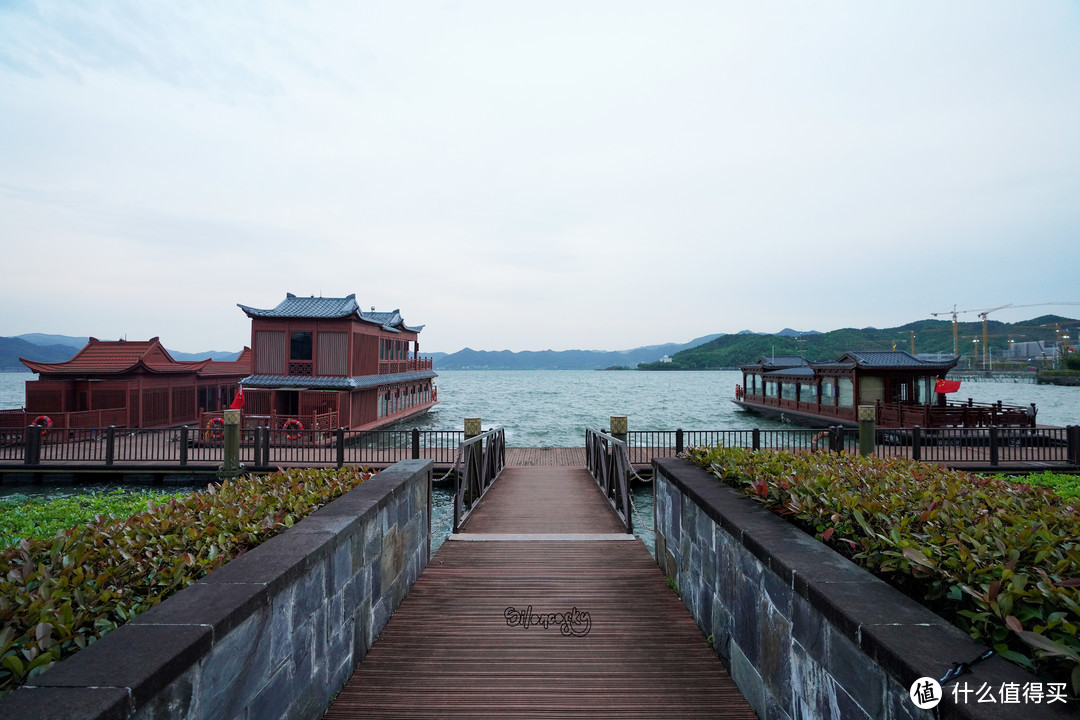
left=323, top=467, right=756, bottom=719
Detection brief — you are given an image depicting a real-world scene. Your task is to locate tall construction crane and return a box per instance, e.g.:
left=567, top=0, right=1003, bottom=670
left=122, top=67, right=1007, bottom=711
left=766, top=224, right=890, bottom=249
left=931, top=302, right=1080, bottom=367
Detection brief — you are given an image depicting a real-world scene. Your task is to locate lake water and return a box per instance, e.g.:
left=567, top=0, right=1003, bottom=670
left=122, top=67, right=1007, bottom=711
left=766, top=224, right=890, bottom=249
left=3, top=369, right=1078, bottom=443
left=4, top=369, right=1074, bottom=554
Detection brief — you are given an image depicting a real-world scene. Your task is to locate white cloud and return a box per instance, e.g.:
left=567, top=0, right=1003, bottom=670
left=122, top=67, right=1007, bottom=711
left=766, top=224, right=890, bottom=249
left=1, top=1, right=1078, bottom=352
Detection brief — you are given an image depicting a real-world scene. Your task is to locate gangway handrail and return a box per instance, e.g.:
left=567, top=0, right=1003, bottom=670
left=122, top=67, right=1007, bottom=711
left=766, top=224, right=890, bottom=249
left=584, top=427, right=632, bottom=533
left=452, top=426, right=506, bottom=533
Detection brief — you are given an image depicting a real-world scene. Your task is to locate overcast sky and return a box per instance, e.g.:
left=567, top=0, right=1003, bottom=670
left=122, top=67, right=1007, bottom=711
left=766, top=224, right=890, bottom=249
left=2, top=1, right=1078, bottom=354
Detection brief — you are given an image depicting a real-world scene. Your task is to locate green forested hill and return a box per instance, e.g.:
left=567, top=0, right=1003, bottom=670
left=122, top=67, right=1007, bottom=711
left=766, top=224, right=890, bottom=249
left=639, top=316, right=1079, bottom=370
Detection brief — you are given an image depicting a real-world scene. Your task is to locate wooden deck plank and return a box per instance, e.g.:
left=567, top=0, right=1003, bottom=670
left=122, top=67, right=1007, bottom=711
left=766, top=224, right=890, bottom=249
left=460, top=467, right=626, bottom=534
left=323, top=467, right=756, bottom=719
left=324, top=541, right=756, bottom=719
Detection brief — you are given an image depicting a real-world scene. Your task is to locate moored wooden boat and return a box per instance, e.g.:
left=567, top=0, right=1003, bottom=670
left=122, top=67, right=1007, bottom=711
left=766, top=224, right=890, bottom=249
left=733, top=351, right=1037, bottom=428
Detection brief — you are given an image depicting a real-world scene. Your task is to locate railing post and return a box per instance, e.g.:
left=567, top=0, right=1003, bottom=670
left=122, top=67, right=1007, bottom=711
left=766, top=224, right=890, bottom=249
left=858, top=405, right=876, bottom=456
left=1067, top=426, right=1080, bottom=466
left=217, top=409, right=243, bottom=481
left=336, top=427, right=345, bottom=468
left=675, top=428, right=684, bottom=455
left=752, top=428, right=760, bottom=451
left=989, top=425, right=999, bottom=467
left=412, top=427, right=420, bottom=460
left=24, top=425, right=40, bottom=465
left=251, top=425, right=261, bottom=468
left=177, top=426, right=186, bottom=467
left=464, top=418, right=482, bottom=507
left=260, top=426, right=270, bottom=467
left=911, top=425, right=921, bottom=462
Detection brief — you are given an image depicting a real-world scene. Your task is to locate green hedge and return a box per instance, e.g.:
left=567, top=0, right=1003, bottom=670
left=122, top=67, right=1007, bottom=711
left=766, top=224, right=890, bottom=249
left=685, top=447, right=1080, bottom=695
left=0, top=467, right=374, bottom=696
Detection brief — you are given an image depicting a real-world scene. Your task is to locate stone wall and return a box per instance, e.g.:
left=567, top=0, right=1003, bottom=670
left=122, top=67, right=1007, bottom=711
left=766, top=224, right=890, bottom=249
left=3, top=458, right=433, bottom=720
left=653, top=457, right=1073, bottom=720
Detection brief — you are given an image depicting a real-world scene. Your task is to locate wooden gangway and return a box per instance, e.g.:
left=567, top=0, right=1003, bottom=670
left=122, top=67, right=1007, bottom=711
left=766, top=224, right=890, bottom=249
left=323, top=466, right=755, bottom=719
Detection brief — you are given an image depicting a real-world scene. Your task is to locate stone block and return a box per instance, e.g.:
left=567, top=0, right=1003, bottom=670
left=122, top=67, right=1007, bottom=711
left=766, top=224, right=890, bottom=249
left=825, top=623, right=884, bottom=719
left=246, top=665, right=298, bottom=720
left=791, top=592, right=827, bottom=667
left=729, top=640, right=765, bottom=717
left=30, top=624, right=211, bottom=708
left=758, top=592, right=793, bottom=717
left=197, top=609, right=273, bottom=720
left=130, top=581, right=267, bottom=644
left=200, top=529, right=336, bottom=596
left=291, top=563, right=327, bottom=630
left=2, top=686, right=131, bottom=720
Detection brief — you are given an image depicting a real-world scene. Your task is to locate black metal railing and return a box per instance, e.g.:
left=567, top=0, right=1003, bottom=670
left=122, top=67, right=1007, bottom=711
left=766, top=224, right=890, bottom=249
left=453, top=427, right=506, bottom=532
left=3, top=424, right=465, bottom=469
left=625, top=426, right=1079, bottom=468
left=4, top=423, right=1078, bottom=471
left=584, top=428, right=632, bottom=532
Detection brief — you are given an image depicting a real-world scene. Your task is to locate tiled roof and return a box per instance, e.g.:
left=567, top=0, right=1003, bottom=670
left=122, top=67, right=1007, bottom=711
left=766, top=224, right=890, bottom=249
left=238, top=294, right=361, bottom=319
left=240, top=370, right=437, bottom=390
left=763, top=367, right=815, bottom=377
left=201, top=348, right=253, bottom=377
left=740, top=356, right=810, bottom=370
left=839, top=351, right=957, bottom=369
left=238, top=294, right=424, bottom=333
left=21, top=338, right=250, bottom=378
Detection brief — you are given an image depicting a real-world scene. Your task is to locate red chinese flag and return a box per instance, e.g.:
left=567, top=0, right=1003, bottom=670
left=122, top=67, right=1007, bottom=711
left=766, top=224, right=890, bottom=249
left=230, top=387, right=245, bottom=409
left=934, top=378, right=961, bottom=394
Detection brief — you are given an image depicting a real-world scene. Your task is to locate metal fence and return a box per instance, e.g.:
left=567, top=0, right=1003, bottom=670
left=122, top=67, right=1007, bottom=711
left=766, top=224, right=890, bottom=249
left=2, top=424, right=464, bottom=469
left=3, top=423, right=1078, bottom=470
left=626, top=426, right=1079, bottom=468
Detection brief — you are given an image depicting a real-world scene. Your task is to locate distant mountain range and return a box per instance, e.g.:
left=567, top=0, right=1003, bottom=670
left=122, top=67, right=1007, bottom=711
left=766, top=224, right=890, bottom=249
left=638, top=315, right=1079, bottom=370
left=0, top=334, right=243, bottom=371
left=428, top=334, right=727, bottom=370
left=10, top=317, right=1071, bottom=374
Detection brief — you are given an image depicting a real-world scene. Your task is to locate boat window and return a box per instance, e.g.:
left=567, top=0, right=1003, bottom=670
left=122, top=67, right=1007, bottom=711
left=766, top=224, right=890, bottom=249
left=838, top=378, right=854, bottom=408
left=765, top=380, right=778, bottom=398
left=860, top=377, right=885, bottom=404
left=799, top=383, right=817, bottom=403
left=820, top=378, right=836, bottom=405
left=781, top=383, right=797, bottom=401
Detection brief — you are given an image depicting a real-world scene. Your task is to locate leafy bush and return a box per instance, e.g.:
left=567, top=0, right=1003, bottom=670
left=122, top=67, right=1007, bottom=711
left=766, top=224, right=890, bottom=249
left=1, top=489, right=188, bottom=548
left=685, top=447, right=1080, bottom=694
left=0, top=467, right=373, bottom=696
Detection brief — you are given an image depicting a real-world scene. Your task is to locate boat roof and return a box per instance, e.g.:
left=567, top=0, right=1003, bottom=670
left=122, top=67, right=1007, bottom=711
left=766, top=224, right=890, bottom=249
left=238, top=293, right=424, bottom=333
left=741, top=350, right=958, bottom=376
left=20, top=338, right=251, bottom=377
left=241, top=370, right=437, bottom=390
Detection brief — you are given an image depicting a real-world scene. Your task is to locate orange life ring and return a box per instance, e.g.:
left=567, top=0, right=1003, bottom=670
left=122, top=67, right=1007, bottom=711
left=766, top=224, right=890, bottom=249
left=32, top=415, right=53, bottom=436
left=432, top=386, right=438, bottom=402
left=810, top=431, right=829, bottom=452
left=282, top=418, right=304, bottom=440
left=205, top=416, right=225, bottom=440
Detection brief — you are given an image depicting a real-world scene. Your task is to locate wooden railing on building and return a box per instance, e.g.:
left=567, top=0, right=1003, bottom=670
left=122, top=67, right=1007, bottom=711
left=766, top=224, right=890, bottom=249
left=378, top=358, right=434, bottom=375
